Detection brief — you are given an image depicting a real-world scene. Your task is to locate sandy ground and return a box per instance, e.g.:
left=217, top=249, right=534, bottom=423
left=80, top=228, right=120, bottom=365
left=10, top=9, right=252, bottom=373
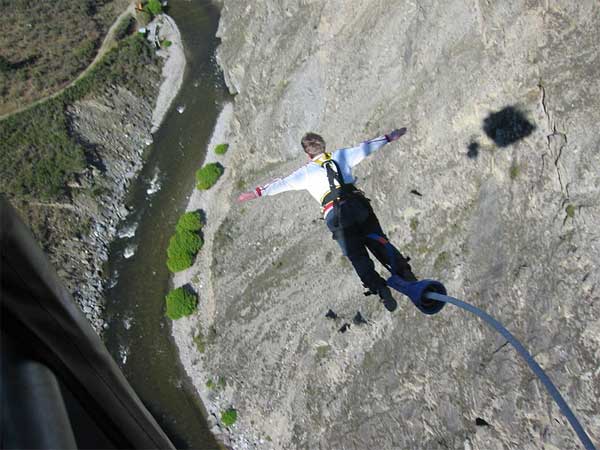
left=171, top=103, right=236, bottom=443
left=150, top=14, right=186, bottom=133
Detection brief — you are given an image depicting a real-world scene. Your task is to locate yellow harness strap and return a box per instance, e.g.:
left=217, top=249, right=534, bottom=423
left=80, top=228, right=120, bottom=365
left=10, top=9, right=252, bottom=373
left=313, top=152, right=333, bottom=167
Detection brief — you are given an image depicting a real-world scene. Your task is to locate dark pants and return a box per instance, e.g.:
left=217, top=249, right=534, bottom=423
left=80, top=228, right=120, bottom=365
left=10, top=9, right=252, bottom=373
left=325, top=197, right=414, bottom=292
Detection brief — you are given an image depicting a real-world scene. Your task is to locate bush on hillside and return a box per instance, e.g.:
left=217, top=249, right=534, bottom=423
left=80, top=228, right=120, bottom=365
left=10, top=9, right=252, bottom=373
left=165, top=211, right=206, bottom=273
left=165, top=287, right=197, bottom=320
left=166, top=228, right=203, bottom=273
left=196, top=163, right=224, bottom=190
left=146, top=0, right=163, bottom=16
left=214, top=143, right=229, bottom=155
left=166, top=252, right=194, bottom=273
left=167, top=230, right=203, bottom=257
left=221, top=408, right=237, bottom=427
left=176, top=211, right=203, bottom=233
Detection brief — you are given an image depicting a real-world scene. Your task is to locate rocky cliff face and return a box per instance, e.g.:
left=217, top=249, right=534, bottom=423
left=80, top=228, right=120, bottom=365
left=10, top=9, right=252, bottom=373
left=184, top=2, right=600, bottom=449
left=62, top=85, right=157, bottom=331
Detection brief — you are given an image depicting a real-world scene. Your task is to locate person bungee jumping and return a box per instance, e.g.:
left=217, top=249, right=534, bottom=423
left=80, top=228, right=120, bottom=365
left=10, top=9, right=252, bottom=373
left=237, top=129, right=416, bottom=312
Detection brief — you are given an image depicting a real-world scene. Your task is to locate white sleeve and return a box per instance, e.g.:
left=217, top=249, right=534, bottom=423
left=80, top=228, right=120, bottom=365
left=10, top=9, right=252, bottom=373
left=336, top=135, right=389, bottom=168
left=257, top=166, right=307, bottom=197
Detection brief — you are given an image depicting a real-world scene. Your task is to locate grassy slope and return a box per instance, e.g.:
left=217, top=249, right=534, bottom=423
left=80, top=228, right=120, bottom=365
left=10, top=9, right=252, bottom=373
left=0, top=33, right=159, bottom=202
left=0, top=0, right=129, bottom=115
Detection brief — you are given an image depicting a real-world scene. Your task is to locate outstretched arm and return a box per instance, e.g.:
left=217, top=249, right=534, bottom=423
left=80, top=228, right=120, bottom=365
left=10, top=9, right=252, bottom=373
left=340, top=127, right=407, bottom=168
left=237, top=167, right=307, bottom=203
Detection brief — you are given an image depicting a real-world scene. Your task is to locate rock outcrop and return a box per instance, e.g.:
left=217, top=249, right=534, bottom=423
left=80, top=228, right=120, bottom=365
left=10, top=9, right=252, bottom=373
left=177, top=2, right=600, bottom=449
left=64, top=86, right=157, bottom=331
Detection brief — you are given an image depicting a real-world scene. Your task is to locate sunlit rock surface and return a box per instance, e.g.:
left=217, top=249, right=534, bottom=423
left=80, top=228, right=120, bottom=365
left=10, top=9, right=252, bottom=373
left=179, top=2, right=600, bottom=449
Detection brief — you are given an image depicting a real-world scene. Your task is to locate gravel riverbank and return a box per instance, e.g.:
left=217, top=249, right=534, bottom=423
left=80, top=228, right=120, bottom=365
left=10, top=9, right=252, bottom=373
left=170, top=102, right=239, bottom=447
left=150, top=14, right=186, bottom=133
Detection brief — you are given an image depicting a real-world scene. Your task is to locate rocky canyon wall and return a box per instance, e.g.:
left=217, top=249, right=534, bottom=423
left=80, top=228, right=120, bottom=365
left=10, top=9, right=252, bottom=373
left=180, top=2, right=600, bottom=449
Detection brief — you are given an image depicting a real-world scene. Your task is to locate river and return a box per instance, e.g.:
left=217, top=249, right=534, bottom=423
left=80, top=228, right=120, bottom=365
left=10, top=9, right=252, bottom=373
left=103, top=1, right=227, bottom=448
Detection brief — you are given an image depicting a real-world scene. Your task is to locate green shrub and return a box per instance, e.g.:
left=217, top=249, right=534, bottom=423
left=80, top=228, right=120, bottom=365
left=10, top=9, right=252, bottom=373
left=196, top=163, right=224, bottom=190
left=166, top=229, right=203, bottom=273
left=510, top=163, right=520, bottom=180
left=566, top=204, right=576, bottom=219
left=161, top=39, right=172, bottom=48
left=166, top=212, right=205, bottom=273
left=146, top=0, right=163, bottom=16
left=166, top=252, right=194, bottom=273
left=176, top=211, right=203, bottom=232
left=167, top=230, right=203, bottom=257
left=214, top=143, right=229, bottom=155
left=165, top=287, right=197, bottom=320
left=221, top=408, right=237, bottom=427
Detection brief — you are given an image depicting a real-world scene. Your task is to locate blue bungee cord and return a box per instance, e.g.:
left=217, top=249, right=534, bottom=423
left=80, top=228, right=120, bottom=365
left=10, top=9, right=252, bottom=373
left=425, top=291, right=597, bottom=450
left=366, top=234, right=597, bottom=450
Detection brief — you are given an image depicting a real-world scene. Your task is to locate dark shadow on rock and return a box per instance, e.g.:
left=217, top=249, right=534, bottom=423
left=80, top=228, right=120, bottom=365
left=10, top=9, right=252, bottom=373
left=475, top=417, right=490, bottom=427
left=83, top=143, right=107, bottom=174
left=467, top=141, right=480, bottom=159
left=325, top=309, right=338, bottom=319
left=483, top=106, right=535, bottom=147
left=338, top=323, right=350, bottom=333
left=352, top=311, right=367, bottom=325
left=181, top=283, right=197, bottom=296
left=195, top=209, right=207, bottom=226
left=410, top=189, right=422, bottom=197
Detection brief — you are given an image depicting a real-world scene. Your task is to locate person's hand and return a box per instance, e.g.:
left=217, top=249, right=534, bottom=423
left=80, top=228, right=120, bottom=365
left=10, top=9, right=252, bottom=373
left=237, top=191, right=259, bottom=203
left=386, top=127, right=407, bottom=142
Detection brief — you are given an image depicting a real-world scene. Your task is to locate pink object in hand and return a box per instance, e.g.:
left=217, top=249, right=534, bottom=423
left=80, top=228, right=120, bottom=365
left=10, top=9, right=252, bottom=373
left=237, top=191, right=259, bottom=203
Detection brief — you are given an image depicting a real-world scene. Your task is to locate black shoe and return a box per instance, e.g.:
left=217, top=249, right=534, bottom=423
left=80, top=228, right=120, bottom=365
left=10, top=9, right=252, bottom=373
left=397, top=258, right=418, bottom=282
left=377, top=286, right=397, bottom=312
left=398, top=267, right=417, bottom=282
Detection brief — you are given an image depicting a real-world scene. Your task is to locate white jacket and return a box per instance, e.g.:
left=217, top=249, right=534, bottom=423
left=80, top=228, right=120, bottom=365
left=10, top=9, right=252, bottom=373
left=256, top=135, right=390, bottom=216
